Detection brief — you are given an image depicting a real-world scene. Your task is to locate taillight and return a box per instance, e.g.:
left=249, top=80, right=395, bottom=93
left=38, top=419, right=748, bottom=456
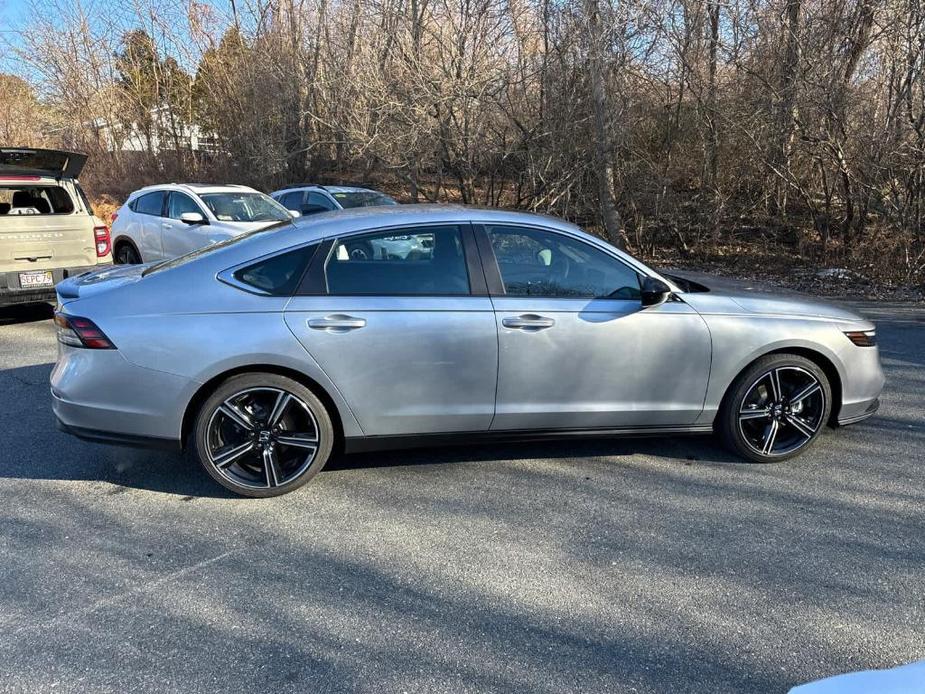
left=110, top=212, right=118, bottom=225
left=844, top=330, right=877, bottom=347
left=54, top=313, right=116, bottom=349
left=94, top=225, right=111, bottom=257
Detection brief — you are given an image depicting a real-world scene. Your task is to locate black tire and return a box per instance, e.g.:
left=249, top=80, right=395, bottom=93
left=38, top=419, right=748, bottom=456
left=193, top=372, right=334, bottom=498
left=114, top=242, right=140, bottom=265
left=719, top=353, right=832, bottom=463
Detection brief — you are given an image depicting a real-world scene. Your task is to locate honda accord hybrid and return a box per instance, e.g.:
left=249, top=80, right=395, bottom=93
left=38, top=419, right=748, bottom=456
left=51, top=205, right=884, bottom=497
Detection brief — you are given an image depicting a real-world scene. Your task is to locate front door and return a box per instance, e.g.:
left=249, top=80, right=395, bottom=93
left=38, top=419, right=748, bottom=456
left=284, top=223, right=498, bottom=436
left=482, top=223, right=712, bottom=430
left=161, top=192, right=210, bottom=259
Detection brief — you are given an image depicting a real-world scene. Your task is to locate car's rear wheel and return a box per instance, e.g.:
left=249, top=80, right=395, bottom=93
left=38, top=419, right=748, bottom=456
left=719, top=354, right=831, bottom=463
left=114, top=242, right=140, bottom=265
left=193, top=373, right=334, bottom=497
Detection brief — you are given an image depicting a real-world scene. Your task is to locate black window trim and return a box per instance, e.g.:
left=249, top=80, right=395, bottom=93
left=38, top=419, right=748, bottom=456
left=476, top=221, right=644, bottom=301
left=297, top=221, right=487, bottom=298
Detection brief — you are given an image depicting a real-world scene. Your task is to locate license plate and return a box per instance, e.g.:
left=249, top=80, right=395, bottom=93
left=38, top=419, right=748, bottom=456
left=19, top=270, right=53, bottom=288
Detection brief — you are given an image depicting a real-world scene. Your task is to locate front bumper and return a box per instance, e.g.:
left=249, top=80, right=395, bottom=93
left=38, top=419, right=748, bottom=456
left=0, top=264, right=109, bottom=306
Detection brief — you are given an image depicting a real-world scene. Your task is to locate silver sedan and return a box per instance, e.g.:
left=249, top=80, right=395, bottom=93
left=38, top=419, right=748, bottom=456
left=51, top=206, right=885, bottom=497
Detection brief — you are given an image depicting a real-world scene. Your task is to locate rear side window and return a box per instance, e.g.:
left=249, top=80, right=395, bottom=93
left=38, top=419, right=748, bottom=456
left=134, top=191, right=165, bottom=216
left=0, top=186, right=75, bottom=215
left=325, top=225, right=470, bottom=295
left=280, top=191, right=304, bottom=210
left=233, top=244, right=319, bottom=295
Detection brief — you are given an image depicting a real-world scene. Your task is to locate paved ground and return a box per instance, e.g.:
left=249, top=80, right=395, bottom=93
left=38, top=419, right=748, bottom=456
left=0, top=290, right=922, bottom=693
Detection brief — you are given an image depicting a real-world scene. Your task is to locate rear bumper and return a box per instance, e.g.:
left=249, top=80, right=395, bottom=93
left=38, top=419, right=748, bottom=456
left=837, top=397, right=880, bottom=426
left=55, top=418, right=182, bottom=452
left=0, top=263, right=109, bottom=306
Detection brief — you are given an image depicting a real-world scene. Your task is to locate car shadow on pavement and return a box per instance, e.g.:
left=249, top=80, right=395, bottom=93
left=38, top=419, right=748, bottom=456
left=0, top=302, right=54, bottom=326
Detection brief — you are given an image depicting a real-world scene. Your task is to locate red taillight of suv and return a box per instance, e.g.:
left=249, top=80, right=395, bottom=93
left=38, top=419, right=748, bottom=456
left=54, top=313, right=116, bottom=349
left=94, top=225, right=111, bottom=258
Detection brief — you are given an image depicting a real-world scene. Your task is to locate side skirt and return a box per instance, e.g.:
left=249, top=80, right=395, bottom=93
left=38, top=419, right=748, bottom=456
left=344, top=424, right=714, bottom=454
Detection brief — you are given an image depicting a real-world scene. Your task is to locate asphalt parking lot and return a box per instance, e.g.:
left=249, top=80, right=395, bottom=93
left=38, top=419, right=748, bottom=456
left=0, top=293, right=922, bottom=693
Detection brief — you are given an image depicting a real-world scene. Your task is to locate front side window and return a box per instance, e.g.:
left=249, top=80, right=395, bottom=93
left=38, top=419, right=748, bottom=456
left=134, top=191, right=165, bottom=217
left=200, top=192, right=290, bottom=223
left=326, top=225, right=469, bottom=295
left=487, top=225, right=641, bottom=299
left=307, top=192, right=336, bottom=210
left=167, top=192, right=203, bottom=220
left=233, top=244, right=318, bottom=295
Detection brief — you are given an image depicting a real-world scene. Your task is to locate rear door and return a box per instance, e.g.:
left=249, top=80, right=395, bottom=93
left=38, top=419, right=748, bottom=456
left=131, top=191, right=167, bottom=260
left=161, top=192, right=212, bottom=258
left=480, top=223, right=712, bottom=430
left=284, top=223, right=498, bottom=436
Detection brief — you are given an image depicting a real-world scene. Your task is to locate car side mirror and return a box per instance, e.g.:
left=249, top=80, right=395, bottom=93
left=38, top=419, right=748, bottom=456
left=180, top=212, right=206, bottom=225
left=641, top=276, right=672, bottom=307
left=288, top=209, right=301, bottom=218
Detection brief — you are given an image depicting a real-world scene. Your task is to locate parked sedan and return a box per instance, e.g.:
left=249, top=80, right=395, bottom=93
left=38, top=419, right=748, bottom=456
left=110, top=183, right=292, bottom=263
left=51, top=206, right=884, bottom=497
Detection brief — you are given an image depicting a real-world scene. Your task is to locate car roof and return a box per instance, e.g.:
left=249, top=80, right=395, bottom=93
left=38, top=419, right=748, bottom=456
left=131, top=183, right=260, bottom=197
left=272, top=184, right=383, bottom=195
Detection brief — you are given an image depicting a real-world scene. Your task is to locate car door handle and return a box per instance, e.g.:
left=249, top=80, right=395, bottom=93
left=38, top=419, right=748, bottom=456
left=307, top=315, right=367, bottom=332
left=502, top=314, right=555, bottom=330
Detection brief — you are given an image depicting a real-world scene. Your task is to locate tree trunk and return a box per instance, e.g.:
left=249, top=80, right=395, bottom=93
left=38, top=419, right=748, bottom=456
left=584, top=0, right=624, bottom=249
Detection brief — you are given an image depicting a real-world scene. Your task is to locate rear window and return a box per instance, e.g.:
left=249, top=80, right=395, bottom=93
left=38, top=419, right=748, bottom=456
left=0, top=185, right=75, bottom=215
left=133, top=191, right=165, bottom=216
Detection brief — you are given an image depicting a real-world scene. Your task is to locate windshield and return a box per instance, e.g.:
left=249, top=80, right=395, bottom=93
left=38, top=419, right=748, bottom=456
left=331, top=191, right=397, bottom=209
left=142, top=221, right=288, bottom=276
left=200, top=192, right=291, bottom=222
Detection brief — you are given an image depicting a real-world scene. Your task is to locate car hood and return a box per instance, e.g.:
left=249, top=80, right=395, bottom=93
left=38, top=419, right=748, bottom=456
left=682, top=289, right=866, bottom=322
left=56, top=263, right=150, bottom=303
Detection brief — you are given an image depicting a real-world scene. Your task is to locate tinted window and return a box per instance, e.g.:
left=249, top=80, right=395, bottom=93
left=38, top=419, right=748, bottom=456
left=307, top=192, right=336, bottom=210
left=280, top=191, right=303, bottom=210
left=167, top=192, right=203, bottom=220
left=331, top=191, right=397, bottom=208
left=233, top=244, right=318, bottom=295
left=326, top=225, right=469, bottom=295
left=487, top=225, right=641, bottom=299
left=135, top=191, right=165, bottom=217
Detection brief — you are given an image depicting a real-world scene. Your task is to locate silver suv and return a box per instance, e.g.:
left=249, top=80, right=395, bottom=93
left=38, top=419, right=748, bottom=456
left=0, top=148, right=111, bottom=307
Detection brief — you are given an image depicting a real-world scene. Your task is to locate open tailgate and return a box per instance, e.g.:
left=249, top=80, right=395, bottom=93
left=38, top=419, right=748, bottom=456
left=0, top=148, right=87, bottom=179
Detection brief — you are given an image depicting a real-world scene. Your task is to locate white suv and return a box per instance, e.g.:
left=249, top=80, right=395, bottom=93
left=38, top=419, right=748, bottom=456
left=110, top=184, right=293, bottom=263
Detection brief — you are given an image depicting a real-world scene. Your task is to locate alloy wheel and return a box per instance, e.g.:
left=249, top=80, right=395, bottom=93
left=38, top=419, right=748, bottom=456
left=737, top=366, right=826, bottom=457
left=205, top=387, right=321, bottom=490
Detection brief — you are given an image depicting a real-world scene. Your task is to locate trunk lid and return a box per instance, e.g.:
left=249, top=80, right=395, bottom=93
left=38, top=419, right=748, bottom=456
left=0, top=148, right=87, bottom=178
left=56, top=263, right=148, bottom=303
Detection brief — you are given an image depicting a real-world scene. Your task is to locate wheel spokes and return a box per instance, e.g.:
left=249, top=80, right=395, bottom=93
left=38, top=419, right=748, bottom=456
left=275, top=433, right=318, bottom=449
left=790, top=382, right=821, bottom=405
left=768, top=368, right=783, bottom=402
left=760, top=419, right=779, bottom=454
left=740, top=407, right=771, bottom=421
left=785, top=413, right=818, bottom=440
left=219, top=401, right=255, bottom=432
left=213, top=440, right=256, bottom=469
left=267, top=392, right=292, bottom=429
left=263, top=445, right=283, bottom=487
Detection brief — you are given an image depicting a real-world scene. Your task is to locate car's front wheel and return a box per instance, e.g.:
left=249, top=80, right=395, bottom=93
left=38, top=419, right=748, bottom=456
left=719, top=354, right=832, bottom=463
left=193, top=373, right=334, bottom=497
